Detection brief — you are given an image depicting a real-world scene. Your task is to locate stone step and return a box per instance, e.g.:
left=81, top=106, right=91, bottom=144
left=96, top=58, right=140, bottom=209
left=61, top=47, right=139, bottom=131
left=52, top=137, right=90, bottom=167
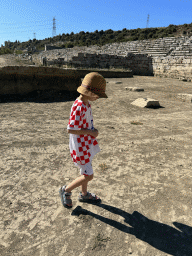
left=171, top=53, right=192, bottom=56
left=148, top=53, right=166, bottom=57
left=145, top=51, right=167, bottom=55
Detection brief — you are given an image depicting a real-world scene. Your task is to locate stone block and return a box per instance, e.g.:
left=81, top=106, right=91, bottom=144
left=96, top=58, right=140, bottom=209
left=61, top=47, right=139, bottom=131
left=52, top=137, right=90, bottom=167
left=125, top=87, right=144, bottom=91
left=78, top=53, right=84, bottom=57
left=179, top=78, right=188, bottom=81
left=183, top=59, right=191, bottom=64
left=131, top=98, right=160, bottom=108
left=115, top=81, right=122, bottom=84
left=177, top=94, right=192, bottom=102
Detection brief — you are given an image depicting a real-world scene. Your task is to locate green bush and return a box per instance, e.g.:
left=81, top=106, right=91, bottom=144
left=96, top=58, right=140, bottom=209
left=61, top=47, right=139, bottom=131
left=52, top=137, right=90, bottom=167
left=0, top=48, right=13, bottom=55
left=152, top=34, right=158, bottom=39
left=139, top=34, right=146, bottom=40
left=66, top=43, right=74, bottom=48
left=36, top=46, right=44, bottom=51
left=15, top=50, right=23, bottom=54
left=157, top=28, right=165, bottom=34
left=147, top=32, right=154, bottom=39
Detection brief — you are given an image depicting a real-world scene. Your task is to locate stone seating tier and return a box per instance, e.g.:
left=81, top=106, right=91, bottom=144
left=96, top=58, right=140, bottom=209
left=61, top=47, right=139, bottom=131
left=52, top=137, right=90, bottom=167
left=39, top=35, right=192, bottom=65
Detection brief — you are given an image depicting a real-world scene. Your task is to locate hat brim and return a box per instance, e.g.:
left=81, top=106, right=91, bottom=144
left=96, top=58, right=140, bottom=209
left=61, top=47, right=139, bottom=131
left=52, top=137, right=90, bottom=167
left=77, top=85, right=108, bottom=98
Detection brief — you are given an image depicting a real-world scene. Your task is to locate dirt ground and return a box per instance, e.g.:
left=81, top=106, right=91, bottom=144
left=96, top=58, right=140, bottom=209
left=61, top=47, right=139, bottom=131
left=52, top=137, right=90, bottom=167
left=1, top=75, right=192, bottom=256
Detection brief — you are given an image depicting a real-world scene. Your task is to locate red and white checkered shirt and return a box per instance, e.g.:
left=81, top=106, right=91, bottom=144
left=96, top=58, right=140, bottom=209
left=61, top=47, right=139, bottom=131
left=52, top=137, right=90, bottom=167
left=67, top=98, right=100, bottom=166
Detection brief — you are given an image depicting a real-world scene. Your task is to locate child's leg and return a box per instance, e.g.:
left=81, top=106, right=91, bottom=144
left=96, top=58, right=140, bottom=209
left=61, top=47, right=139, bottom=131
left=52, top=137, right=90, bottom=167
left=79, top=161, right=93, bottom=195
left=65, top=161, right=93, bottom=195
left=81, top=174, right=93, bottom=195
left=59, top=161, right=93, bottom=208
left=65, top=174, right=93, bottom=194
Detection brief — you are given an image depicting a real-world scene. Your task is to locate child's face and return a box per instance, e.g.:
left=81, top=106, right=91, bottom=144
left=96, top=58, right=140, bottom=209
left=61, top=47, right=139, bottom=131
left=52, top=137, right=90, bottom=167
left=88, top=95, right=99, bottom=101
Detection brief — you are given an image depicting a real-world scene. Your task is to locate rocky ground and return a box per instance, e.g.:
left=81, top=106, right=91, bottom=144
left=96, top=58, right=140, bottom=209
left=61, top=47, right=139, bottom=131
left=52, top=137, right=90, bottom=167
left=1, top=69, right=192, bottom=255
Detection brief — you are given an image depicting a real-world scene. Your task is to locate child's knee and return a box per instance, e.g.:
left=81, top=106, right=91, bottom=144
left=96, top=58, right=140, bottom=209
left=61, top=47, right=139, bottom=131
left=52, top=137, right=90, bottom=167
left=85, top=174, right=93, bottom=181
left=90, top=174, right=93, bottom=180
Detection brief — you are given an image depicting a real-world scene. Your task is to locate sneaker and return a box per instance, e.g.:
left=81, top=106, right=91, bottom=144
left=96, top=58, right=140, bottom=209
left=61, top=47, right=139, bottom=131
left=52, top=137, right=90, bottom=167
left=59, top=185, right=72, bottom=208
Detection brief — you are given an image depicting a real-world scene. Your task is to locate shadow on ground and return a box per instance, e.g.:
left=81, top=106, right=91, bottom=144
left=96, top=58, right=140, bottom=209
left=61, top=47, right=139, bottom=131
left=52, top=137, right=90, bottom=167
left=72, top=204, right=192, bottom=255
left=147, top=105, right=165, bottom=109
left=0, top=90, right=80, bottom=103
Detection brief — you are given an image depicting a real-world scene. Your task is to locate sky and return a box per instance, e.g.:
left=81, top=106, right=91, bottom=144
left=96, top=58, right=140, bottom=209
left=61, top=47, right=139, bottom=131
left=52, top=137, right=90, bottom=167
left=0, top=0, right=191, bottom=46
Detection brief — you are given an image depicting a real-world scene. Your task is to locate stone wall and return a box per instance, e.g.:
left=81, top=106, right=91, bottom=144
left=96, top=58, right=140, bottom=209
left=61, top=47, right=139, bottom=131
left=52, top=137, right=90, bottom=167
left=72, top=69, right=133, bottom=78
left=69, top=53, right=153, bottom=76
left=153, top=57, right=191, bottom=81
left=0, top=66, right=81, bottom=95
left=45, top=45, right=62, bottom=51
left=0, top=66, right=132, bottom=96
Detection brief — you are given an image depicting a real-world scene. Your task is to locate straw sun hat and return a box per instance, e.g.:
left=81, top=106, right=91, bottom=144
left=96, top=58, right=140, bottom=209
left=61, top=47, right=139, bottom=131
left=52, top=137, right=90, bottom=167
left=77, top=72, right=108, bottom=98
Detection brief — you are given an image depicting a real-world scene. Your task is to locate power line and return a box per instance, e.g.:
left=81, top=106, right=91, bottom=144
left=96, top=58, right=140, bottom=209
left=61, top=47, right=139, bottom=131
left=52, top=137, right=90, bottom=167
left=1, top=20, right=51, bottom=25
left=0, top=25, right=52, bottom=31
left=0, top=28, right=51, bottom=35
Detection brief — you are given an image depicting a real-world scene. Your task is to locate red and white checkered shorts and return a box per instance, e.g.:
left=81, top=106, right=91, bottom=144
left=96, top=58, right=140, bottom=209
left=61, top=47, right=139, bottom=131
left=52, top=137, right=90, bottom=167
left=77, top=153, right=94, bottom=176
left=79, top=161, right=93, bottom=176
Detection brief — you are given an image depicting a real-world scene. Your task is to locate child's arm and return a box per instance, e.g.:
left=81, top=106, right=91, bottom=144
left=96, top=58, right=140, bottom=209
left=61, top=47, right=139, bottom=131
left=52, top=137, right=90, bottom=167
left=67, top=128, right=98, bottom=137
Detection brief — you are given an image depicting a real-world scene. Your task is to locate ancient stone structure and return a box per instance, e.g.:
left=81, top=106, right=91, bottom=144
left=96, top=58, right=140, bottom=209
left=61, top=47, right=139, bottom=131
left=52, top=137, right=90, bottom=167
left=0, top=66, right=132, bottom=97
left=152, top=56, right=191, bottom=81
left=69, top=53, right=153, bottom=76
left=0, top=66, right=81, bottom=96
left=36, top=36, right=192, bottom=81
left=131, top=98, right=160, bottom=108
left=45, top=44, right=62, bottom=51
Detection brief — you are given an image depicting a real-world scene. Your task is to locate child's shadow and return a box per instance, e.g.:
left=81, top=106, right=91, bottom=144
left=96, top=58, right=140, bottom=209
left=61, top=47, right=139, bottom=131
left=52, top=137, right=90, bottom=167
left=72, top=204, right=192, bottom=255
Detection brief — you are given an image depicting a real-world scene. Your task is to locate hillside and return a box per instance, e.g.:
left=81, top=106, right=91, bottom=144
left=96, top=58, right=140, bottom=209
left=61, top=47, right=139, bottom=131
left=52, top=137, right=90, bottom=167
left=0, top=22, right=192, bottom=55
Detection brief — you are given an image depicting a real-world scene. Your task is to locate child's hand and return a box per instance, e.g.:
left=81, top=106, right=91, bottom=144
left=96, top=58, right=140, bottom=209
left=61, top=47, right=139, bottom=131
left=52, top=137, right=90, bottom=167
left=91, top=128, right=98, bottom=138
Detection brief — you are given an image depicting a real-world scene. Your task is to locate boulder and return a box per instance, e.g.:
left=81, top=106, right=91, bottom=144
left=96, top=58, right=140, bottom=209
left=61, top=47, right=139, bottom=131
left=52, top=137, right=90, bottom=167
left=125, top=87, right=144, bottom=91
left=111, top=81, right=122, bottom=84
left=179, top=78, right=187, bottom=82
left=177, top=93, right=192, bottom=102
left=131, top=98, right=160, bottom=108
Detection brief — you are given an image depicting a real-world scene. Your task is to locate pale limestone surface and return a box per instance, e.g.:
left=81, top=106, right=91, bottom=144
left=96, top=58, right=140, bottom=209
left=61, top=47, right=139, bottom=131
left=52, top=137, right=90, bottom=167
left=177, top=93, right=192, bottom=102
left=131, top=98, right=160, bottom=108
left=1, top=76, right=192, bottom=256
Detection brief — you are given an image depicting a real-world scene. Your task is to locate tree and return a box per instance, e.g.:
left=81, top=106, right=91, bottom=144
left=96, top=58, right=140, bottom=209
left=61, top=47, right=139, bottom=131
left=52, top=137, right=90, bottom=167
left=66, top=43, right=74, bottom=48
left=105, top=29, right=113, bottom=34
left=79, top=31, right=85, bottom=35
left=4, top=40, right=11, bottom=47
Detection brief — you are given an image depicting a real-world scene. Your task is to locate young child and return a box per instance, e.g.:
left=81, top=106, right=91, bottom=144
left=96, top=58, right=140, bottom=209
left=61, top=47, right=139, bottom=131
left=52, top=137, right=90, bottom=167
left=59, top=72, right=108, bottom=208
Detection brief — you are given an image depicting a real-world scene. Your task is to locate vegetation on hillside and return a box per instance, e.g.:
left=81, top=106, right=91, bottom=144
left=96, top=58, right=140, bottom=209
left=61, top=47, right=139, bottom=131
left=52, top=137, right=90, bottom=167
left=0, top=22, right=192, bottom=54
